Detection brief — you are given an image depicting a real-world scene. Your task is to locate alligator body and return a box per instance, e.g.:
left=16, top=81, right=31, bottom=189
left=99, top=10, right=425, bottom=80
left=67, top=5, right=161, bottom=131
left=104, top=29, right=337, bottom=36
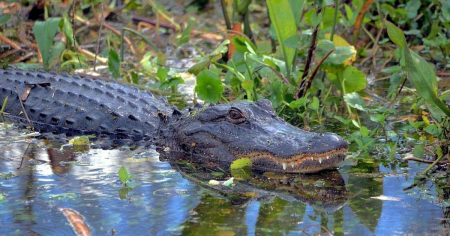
left=0, top=69, right=348, bottom=173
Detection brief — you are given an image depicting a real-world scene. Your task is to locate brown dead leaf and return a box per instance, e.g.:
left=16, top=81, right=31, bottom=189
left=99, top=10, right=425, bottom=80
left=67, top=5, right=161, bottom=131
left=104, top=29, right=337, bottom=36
left=60, top=208, right=91, bottom=236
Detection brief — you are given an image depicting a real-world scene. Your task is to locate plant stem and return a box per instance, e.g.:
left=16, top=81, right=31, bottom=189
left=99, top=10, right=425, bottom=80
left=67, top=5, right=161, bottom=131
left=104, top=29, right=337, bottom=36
left=220, top=0, right=232, bottom=30
left=422, top=154, right=447, bottom=175
left=330, top=0, right=339, bottom=41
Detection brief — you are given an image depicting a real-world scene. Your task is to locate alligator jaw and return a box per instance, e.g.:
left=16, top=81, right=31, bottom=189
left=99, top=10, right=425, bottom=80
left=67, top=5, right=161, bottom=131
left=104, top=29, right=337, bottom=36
left=233, top=148, right=348, bottom=173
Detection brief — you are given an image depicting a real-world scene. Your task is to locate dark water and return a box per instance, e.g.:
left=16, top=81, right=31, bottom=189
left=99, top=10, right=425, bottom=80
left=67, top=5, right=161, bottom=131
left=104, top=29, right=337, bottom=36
left=0, top=125, right=448, bottom=235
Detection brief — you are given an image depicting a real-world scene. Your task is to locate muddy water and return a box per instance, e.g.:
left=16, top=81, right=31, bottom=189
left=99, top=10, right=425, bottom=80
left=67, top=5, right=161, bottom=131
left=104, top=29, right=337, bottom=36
left=0, top=125, right=448, bottom=235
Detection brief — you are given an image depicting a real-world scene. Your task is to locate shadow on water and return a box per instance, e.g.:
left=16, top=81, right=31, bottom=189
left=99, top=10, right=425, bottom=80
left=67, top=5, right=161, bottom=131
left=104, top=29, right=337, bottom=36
left=0, top=126, right=449, bottom=234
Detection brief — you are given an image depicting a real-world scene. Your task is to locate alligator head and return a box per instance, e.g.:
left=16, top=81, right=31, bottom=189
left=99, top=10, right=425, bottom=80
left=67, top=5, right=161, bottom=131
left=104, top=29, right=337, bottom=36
left=157, top=99, right=348, bottom=173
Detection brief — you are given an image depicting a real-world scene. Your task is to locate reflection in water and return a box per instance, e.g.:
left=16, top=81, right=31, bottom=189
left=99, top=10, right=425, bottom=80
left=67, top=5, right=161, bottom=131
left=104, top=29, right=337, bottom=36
left=0, top=127, right=448, bottom=235
left=171, top=161, right=348, bottom=235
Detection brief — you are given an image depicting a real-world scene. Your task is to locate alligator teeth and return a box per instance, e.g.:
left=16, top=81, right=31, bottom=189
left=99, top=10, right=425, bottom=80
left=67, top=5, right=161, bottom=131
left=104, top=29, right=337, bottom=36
left=318, top=158, right=322, bottom=164
left=282, top=162, right=287, bottom=170
left=326, top=156, right=329, bottom=160
left=290, top=161, right=295, bottom=168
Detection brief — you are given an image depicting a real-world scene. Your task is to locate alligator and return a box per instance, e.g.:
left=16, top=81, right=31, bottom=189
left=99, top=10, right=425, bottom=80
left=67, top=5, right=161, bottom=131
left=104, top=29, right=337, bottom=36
left=0, top=69, right=348, bottom=173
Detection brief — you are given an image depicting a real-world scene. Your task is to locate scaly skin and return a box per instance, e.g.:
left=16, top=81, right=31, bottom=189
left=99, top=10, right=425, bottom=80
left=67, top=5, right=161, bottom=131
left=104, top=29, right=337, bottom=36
left=0, top=69, right=348, bottom=173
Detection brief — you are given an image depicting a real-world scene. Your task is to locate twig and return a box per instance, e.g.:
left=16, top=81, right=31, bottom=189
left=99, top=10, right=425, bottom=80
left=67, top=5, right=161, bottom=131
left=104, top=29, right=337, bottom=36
left=0, top=48, right=19, bottom=59
left=402, top=156, right=447, bottom=165
left=74, top=46, right=107, bottom=63
left=387, top=76, right=407, bottom=109
left=14, top=87, right=33, bottom=130
left=301, top=224, right=332, bottom=236
left=102, top=22, right=136, bottom=54
left=132, top=16, right=176, bottom=30
left=17, top=143, right=31, bottom=170
left=12, top=52, right=35, bottom=63
left=94, top=1, right=104, bottom=71
left=302, top=49, right=335, bottom=95
left=297, top=15, right=320, bottom=99
left=265, top=66, right=291, bottom=85
left=0, top=34, right=21, bottom=49
left=71, top=0, right=82, bottom=67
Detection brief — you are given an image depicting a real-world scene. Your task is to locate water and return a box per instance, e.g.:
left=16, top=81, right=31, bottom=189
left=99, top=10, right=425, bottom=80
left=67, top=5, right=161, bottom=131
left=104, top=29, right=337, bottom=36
left=0, top=125, right=448, bottom=235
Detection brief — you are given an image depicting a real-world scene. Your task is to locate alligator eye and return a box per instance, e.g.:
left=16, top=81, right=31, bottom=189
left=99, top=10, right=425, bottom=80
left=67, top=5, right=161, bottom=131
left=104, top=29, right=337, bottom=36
left=227, top=108, right=246, bottom=124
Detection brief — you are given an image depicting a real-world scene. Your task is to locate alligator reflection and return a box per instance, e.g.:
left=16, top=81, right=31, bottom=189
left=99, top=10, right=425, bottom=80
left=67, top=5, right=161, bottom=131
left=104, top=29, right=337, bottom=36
left=168, top=161, right=348, bottom=234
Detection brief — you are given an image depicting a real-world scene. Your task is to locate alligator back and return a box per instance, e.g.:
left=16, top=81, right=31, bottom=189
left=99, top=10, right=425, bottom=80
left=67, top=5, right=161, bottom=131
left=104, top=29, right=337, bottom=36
left=0, top=69, right=170, bottom=145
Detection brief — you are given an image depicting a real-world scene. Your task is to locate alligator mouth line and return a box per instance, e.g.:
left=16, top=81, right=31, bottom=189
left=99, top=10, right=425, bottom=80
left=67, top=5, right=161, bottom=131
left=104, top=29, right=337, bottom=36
left=232, top=148, right=348, bottom=173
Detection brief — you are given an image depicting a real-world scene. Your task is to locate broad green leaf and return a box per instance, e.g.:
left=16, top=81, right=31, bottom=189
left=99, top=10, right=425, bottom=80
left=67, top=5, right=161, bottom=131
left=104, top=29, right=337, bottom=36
left=267, top=81, right=284, bottom=107
left=188, top=60, right=209, bottom=75
left=231, top=158, right=252, bottom=169
left=195, top=70, right=224, bottom=103
left=442, top=0, right=450, bottom=21
left=49, top=42, right=66, bottom=68
left=425, top=125, right=440, bottom=137
left=405, top=0, right=421, bottom=19
left=344, top=92, right=366, bottom=111
left=310, top=96, right=320, bottom=110
left=289, top=97, right=307, bottom=109
left=342, top=66, right=367, bottom=93
left=231, top=37, right=256, bottom=53
left=156, top=67, right=170, bottom=82
left=289, top=0, right=305, bottom=26
left=267, top=0, right=297, bottom=75
left=108, top=49, right=120, bottom=79
left=360, top=126, right=370, bottom=137
left=178, top=20, right=192, bottom=46
left=32, top=18, right=62, bottom=68
left=210, top=39, right=230, bottom=56
left=413, top=143, right=424, bottom=159
left=316, top=40, right=356, bottom=67
left=404, top=49, right=450, bottom=117
left=0, top=12, right=10, bottom=26
left=385, top=20, right=406, bottom=49
left=118, top=166, right=132, bottom=185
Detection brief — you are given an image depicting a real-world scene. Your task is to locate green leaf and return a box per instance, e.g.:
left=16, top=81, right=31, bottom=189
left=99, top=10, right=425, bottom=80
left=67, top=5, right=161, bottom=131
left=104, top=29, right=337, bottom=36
left=231, top=158, right=252, bottom=169
left=413, top=143, right=424, bottom=159
left=188, top=60, right=209, bottom=75
left=289, top=97, right=307, bottom=109
left=156, top=67, right=170, bottom=82
left=59, top=16, right=74, bottom=47
left=195, top=70, right=224, bottom=103
left=267, top=0, right=297, bottom=75
left=118, top=166, right=132, bottom=185
left=342, top=66, right=367, bottom=93
left=68, top=136, right=90, bottom=146
left=385, top=20, right=406, bottom=49
left=210, top=39, right=230, bottom=56
left=178, top=20, right=193, bottom=46
left=425, top=125, right=440, bottom=137
left=32, top=18, right=62, bottom=68
left=0, top=12, right=11, bottom=26
left=360, top=126, right=369, bottom=137
left=404, top=49, right=450, bottom=117
left=405, top=0, right=421, bottom=19
left=344, top=92, right=366, bottom=111
left=267, top=81, right=284, bottom=107
left=289, top=0, right=305, bottom=26
left=316, top=40, right=356, bottom=67
left=310, top=96, right=320, bottom=110
left=108, top=49, right=120, bottom=79
left=49, top=42, right=66, bottom=68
